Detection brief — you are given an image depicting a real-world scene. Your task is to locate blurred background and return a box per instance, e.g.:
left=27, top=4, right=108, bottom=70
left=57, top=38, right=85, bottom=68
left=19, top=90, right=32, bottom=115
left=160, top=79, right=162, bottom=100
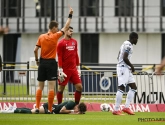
left=0, top=0, right=165, bottom=65
left=0, top=0, right=165, bottom=104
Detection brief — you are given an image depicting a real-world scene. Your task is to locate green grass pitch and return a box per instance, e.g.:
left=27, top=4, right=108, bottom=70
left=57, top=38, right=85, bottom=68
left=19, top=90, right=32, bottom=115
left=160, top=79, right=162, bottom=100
left=0, top=112, right=165, bottom=125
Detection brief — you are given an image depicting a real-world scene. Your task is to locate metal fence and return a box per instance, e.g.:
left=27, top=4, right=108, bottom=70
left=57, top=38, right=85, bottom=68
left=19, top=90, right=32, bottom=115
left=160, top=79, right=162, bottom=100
left=0, top=68, right=165, bottom=104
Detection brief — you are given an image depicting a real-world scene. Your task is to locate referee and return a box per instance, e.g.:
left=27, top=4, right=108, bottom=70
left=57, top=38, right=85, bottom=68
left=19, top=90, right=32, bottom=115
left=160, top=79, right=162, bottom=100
left=34, top=7, right=73, bottom=113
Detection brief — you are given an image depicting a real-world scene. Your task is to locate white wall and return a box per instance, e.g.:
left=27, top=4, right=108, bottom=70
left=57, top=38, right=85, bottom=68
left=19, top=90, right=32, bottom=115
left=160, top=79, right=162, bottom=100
left=72, top=33, right=81, bottom=59
left=99, top=33, right=161, bottom=64
left=19, top=33, right=161, bottom=65
left=134, top=33, right=161, bottom=64
left=20, top=33, right=81, bottom=63
left=21, top=33, right=40, bottom=62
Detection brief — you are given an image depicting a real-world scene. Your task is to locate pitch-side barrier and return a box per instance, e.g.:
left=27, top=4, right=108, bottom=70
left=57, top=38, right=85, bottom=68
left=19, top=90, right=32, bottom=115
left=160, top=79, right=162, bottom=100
left=1, top=69, right=165, bottom=112
left=0, top=69, right=165, bottom=104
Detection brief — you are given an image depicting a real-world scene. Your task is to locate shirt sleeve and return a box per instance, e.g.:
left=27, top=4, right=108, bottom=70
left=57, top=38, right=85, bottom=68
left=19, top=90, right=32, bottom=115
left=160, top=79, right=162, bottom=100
left=124, top=43, right=131, bottom=54
left=65, top=101, right=76, bottom=110
left=75, top=41, right=80, bottom=66
left=76, top=54, right=80, bottom=66
left=57, top=41, right=63, bottom=67
left=76, top=45, right=80, bottom=66
left=55, top=31, right=63, bottom=40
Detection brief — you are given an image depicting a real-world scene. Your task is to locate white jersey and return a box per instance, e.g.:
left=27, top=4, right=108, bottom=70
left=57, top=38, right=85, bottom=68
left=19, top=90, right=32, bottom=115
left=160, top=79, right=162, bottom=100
left=117, top=40, right=133, bottom=67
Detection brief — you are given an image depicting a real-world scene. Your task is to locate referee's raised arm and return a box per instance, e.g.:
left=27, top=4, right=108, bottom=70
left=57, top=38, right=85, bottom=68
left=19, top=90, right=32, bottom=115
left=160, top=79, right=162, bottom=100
left=34, top=6, right=74, bottom=114
left=61, top=7, right=73, bottom=34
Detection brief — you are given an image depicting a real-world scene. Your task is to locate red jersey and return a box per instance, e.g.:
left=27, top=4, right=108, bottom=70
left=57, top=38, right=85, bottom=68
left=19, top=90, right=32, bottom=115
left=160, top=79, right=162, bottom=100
left=57, top=38, right=80, bottom=70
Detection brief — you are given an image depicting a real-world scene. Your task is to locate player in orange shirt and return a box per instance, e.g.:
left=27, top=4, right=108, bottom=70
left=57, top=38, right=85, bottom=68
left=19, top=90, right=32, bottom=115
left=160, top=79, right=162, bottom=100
left=57, top=26, right=82, bottom=105
left=34, top=7, right=73, bottom=113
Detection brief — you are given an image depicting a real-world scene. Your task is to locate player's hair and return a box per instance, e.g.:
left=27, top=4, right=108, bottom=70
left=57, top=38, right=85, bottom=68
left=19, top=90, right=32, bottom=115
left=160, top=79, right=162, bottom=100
left=0, top=30, right=4, bottom=35
left=69, top=26, right=73, bottom=30
left=129, top=32, right=138, bottom=39
left=78, top=102, right=87, bottom=114
left=0, top=27, right=8, bottom=35
left=49, top=20, right=58, bottom=29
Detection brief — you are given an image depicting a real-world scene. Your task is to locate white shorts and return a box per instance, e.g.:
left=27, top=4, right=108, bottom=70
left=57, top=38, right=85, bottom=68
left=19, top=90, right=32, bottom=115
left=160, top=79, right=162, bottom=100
left=117, top=66, right=135, bottom=87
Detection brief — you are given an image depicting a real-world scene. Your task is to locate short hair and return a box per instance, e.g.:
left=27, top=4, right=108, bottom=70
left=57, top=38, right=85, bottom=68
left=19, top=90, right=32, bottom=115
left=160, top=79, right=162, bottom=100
left=78, top=102, right=87, bottom=114
left=49, top=20, right=58, bottom=29
left=129, top=32, right=138, bottom=39
left=69, top=26, right=73, bottom=30
left=0, top=27, right=5, bottom=35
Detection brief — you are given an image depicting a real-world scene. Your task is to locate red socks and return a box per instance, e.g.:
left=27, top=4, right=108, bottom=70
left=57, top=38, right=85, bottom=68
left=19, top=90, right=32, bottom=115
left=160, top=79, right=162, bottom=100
left=75, top=90, right=82, bottom=104
left=57, top=91, right=63, bottom=104
left=57, top=90, right=81, bottom=105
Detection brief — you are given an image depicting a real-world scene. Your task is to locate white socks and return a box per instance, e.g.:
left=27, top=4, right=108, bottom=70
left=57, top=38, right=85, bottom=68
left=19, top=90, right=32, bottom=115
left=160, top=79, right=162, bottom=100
left=114, top=89, right=136, bottom=111
left=125, top=89, right=136, bottom=108
left=114, top=90, right=123, bottom=111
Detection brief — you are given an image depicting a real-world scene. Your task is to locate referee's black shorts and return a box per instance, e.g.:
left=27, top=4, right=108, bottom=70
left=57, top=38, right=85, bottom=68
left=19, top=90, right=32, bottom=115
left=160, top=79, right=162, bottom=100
left=37, top=58, right=57, bottom=81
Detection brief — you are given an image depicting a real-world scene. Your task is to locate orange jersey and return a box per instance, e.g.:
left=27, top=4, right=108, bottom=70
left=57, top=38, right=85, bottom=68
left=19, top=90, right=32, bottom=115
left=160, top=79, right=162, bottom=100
left=36, top=31, right=63, bottom=59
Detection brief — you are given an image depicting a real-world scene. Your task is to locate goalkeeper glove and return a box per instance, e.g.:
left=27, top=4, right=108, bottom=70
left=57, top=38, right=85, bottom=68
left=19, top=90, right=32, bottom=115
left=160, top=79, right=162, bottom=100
left=77, top=66, right=81, bottom=77
left=58, top=68, right=67, bottom=83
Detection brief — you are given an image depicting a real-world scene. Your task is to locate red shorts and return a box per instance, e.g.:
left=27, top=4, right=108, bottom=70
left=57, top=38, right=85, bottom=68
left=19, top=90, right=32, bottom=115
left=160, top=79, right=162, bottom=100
left=58, top=69, right=82, bottom=86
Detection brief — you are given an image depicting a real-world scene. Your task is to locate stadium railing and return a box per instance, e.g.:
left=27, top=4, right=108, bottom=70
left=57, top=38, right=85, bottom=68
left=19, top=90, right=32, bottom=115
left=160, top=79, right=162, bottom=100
left=0, top=67, right=165, bottom=104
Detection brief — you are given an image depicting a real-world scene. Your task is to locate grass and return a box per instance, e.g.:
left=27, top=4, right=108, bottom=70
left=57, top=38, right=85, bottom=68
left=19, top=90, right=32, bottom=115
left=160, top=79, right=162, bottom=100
left=0, top=84, right=27, bottom=96
left=0, top=112, right=165, bottom=125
